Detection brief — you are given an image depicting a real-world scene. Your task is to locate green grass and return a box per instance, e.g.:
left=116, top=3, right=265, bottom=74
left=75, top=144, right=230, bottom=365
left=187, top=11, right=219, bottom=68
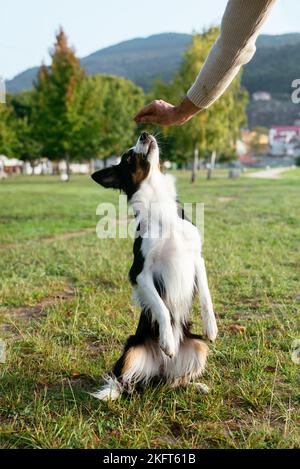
left=0, top=170, right=299, bottom=449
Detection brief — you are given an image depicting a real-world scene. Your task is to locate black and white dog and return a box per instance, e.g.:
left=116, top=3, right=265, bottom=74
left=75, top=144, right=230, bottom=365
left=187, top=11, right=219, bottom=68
left=91, top=132, right=218, bottom=400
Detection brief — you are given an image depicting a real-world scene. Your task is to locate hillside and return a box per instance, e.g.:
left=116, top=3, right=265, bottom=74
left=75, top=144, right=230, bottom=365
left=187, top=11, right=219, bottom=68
left=6, top=33, right=192, bottom=94
left=6, top=32, right=300, bottom=97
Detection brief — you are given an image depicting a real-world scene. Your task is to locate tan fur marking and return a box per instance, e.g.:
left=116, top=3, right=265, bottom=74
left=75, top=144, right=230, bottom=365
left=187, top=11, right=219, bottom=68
left=193, top=340, right=209, bottom=357
left=122, top=346, right=143, bottom=375
left=132, top=162, right=150, bottom=185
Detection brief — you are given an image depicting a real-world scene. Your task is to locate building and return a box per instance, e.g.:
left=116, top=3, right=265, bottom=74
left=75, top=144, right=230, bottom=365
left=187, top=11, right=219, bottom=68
left=269, top=126, right=300, bottom=156
left=252, top=91, right=271, bottom=101
left=237, top=129, right=270, bottom=164
left=0, top=155, right=23, bottom=177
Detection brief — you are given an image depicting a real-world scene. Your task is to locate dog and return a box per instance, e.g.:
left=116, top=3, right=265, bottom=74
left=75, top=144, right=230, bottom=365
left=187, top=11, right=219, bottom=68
left=91, top=132, right=218, bottom=400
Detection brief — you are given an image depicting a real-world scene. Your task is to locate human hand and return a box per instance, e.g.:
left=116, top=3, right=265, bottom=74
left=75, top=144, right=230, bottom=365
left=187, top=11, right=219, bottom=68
left=134, top=97, right=201, bottom=127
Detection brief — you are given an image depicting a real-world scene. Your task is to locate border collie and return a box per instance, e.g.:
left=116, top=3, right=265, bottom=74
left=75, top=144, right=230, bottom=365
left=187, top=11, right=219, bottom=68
left=91, top=132, right=218, bottom=400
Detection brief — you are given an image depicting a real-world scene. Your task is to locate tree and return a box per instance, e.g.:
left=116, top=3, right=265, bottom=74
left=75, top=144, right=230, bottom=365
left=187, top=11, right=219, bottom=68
left=9, top=92, right=42, bottom=167
left=0, top=102, right=19, bottom=157
left=95, top=75, right=145, bottom=158
left=150, top=29, right=249, bottom=181
left=32, top=29, right=145, bottom=177
left=32, top=28, right=86, bottom=178
left=66, top=74, right=144, bottom=160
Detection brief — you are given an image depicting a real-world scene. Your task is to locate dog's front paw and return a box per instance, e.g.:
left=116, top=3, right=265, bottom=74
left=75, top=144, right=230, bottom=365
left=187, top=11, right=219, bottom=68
left=159, top=328, right=176, bottom=359
left=203, top=316, right=218, bottom=342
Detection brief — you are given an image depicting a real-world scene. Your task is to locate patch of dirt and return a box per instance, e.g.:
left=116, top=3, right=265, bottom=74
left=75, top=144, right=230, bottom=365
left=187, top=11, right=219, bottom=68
left=98, top=279, right=118, bottom=289
left=232, top=310, right=273, bottom=321
left=0, top=323, right=16, bottom=333
left=218, top=196, right=237, bottom=203
left=61, top=372, right=97, bottom=386
left=40, top=228, right=95, bottom=243
left=0, top=228, right=96, bottom=250
left=247, top=167, right=293, bottom=180
left=152, top=435, right=178, bottom=448
left=86, top=341, right=111, bottom=357
left=33, top=373, right=97, bottom=392
left=4, top=287, right=75, bottom=321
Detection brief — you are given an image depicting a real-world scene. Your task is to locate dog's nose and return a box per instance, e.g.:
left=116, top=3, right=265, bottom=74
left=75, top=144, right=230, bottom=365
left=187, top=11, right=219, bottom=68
left=140, top=132, right=150, bottom=143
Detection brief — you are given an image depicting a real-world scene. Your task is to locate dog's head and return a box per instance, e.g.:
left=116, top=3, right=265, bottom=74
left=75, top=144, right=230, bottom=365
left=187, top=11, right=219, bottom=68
left=91, top=132, right=159, bottom=199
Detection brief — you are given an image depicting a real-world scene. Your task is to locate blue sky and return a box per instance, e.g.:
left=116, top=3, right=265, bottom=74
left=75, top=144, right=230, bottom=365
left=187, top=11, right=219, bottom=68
left=1, top=0, right=299, bottom=80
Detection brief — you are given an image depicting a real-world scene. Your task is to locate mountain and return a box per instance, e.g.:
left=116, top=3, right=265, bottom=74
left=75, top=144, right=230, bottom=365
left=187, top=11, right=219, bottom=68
left=243, top=34, right=300, bottom=95
left=6, top=32, right=300, bottom=96
left=256, top=33, right=300, bottom=47
left=6, top=33, right=192, bottom=94
left=81, top=33, right=192, bottom=90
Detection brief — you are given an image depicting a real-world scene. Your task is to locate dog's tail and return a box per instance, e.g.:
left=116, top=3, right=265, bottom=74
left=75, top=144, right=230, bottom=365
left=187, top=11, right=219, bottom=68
left=90, top=375, right=122, bottom=401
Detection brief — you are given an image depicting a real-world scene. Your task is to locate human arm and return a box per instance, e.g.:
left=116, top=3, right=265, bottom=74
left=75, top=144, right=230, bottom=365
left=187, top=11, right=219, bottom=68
left=134, top=0, right=276, bottom=126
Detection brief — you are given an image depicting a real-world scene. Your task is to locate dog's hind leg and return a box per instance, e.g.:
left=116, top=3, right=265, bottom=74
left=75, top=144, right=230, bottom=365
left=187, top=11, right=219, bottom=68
left=164, top=335, right=209, bottom=387
left=115, top=341, right=161, bottom=391
left=195, top=257, right=218, bottom=342
left=91, top=341, right=160, bottom=402
left=91, top=310, right=162, bottom=401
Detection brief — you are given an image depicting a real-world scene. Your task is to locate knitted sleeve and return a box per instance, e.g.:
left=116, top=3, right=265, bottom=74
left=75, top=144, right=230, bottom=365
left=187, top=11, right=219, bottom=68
left=187, top=0, right=276, bottom=108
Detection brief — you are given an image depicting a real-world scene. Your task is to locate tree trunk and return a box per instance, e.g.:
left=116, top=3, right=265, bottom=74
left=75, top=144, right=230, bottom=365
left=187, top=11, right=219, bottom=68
left=65, top=152, right=71, bottom=181
left=90, top=159, right=95, bottom=174
left=207, top=151, right=217, bottom=180
left=40, top=158, right=45, bottom=176
left=30, top=160, right=35, bottom=176
left=191, top=148, right=199, bottom=184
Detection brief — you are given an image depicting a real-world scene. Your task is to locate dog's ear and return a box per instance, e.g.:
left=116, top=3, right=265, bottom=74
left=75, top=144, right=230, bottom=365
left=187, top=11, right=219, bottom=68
left=91, top=167, right=120, bottom=189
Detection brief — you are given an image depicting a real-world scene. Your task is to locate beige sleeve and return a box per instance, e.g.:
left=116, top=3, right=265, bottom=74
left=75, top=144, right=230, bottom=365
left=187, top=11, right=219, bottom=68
left=187, top=0, right=276, bottom=109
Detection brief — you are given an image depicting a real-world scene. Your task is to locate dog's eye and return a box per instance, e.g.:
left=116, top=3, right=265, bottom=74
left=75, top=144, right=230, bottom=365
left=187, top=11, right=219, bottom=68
left=126, top=156, right=131, bottom=164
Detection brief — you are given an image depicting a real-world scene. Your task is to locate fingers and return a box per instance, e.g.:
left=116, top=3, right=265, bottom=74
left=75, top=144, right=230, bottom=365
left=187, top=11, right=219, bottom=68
left=134, top=102, right=157, bottom=123
left=135, top=114, right=157, bottom=124
left=134, top=99, right=176, bottom=126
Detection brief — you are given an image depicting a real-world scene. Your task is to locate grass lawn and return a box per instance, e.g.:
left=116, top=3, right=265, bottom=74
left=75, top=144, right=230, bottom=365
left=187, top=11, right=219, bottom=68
left=0, top=169, right=299, bottom=449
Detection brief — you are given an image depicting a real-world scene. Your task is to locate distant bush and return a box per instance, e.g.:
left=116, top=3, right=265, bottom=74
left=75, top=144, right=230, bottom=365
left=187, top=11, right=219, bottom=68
left=295, top=156, right=300, bottom=167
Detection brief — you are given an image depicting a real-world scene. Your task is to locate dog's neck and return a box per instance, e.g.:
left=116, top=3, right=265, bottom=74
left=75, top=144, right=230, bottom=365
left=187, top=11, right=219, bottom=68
left=130, top=168, right=178, bottom=232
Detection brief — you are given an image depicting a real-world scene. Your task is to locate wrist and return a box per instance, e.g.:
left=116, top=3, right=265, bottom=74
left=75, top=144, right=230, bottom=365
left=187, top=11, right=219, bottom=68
left=173, top=97, right=202, bottom=124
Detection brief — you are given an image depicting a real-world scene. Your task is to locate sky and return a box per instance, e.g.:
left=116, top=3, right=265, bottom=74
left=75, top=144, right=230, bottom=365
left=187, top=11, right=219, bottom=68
left=1, top=0, right=299, bottom=80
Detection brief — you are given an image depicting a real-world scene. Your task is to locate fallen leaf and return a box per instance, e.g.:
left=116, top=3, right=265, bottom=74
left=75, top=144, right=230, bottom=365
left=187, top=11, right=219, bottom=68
left=228, top=325, right=246, bottom=334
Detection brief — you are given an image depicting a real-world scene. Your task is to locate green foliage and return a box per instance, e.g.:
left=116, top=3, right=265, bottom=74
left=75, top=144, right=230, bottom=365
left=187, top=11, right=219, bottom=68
left=150, top=29, right=249, bottom=163
left=2, top=28, right=249, bottom=165
left=0, top=102, right=22, bottom=157
left=9, top=92, right=42, bottom=161
left=65, top=73, right=144, bottom=159
left=31, top=29, right=144, bottom=162
left=295, top=156, right=300, bottom=167
left=1, top=91, right=41, bottom=161
left=32, top=29, right=86, bottom=161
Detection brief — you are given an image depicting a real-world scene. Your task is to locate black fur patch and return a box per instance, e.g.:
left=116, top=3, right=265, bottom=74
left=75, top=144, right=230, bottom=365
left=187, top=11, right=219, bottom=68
left=177, top=200, right=194, bottom=224
left=91, top=149, right=150, bottom=200
left=113, top=309, right=159, bottom=379
left=129, top=225, right=145, bottom=285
